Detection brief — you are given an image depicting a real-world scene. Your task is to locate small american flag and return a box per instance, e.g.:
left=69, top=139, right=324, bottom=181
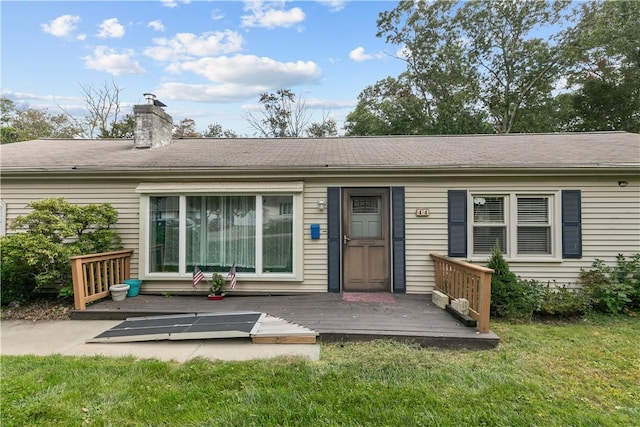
left=193, top=266, right=205, bottom=289
left=228, top=261, right=237, bottom=289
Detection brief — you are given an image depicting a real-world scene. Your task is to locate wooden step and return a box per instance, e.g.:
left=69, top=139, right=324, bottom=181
left=250, top=315, right=318, bottom=344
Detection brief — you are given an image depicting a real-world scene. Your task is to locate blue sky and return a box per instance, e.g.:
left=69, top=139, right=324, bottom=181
left=1, top=0, right=407, bottom=136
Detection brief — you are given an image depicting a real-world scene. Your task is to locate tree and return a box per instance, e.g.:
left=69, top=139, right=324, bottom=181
left=173, top=118, right=200, bottom=138
left=456, top=0, right=569, bottom=133
left=345, top=75, right=431, bottom=136
left=58, top=81, right=123, bottom=139
left=373, top=0, right=572, bottom=134
left=0, top=198, right=121, bottom=303
left=306, top=113, right=338, bottom=137
left=510, top=93, right=577, bottom=133
left=344, top=73, right=491, bottom=136
left=100, top=113, right=135, bottom=139
left=201, top=123, right=238, bottom=138
left=1, top=97, right=81, bottom=144
left=374, top=1, right=489, bottom=135
left=246, top=89, right=312, bottom=138
left=565, top=0, right=640, bottom=132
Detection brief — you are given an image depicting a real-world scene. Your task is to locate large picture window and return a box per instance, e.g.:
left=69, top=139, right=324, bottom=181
left=147, top=194, right=295, bottom=276
left=471, top=193, right=554, bottom=257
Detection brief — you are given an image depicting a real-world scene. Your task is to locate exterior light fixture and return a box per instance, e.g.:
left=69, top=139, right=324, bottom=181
left=618, top=180, right=629, bottom=187
left=317, top=199, right=327, bottom=210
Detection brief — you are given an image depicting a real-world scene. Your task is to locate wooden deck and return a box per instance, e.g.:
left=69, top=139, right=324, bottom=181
left=71, top=293, right=500, bottom=349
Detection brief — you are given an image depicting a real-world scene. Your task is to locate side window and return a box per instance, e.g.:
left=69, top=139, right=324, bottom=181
left=516, top=196, right=551, bottom=255
left=469, top=193, right=556, bottom=258
left=472, top=196, right=506, bottom=254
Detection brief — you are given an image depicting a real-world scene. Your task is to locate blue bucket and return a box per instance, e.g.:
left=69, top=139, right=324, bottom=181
left=124, top=279, right=142, bottom=297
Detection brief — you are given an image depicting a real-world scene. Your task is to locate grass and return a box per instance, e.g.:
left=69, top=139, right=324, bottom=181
left=2, top=316, right=639, bottom=426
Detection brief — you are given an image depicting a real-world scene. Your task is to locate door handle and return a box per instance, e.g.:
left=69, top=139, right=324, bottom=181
left=343, top=235, right=351, bottom=245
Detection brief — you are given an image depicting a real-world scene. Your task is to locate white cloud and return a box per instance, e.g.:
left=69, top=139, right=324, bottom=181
left=241, top=2, right=305, bottom=29
left=41, top=14, right=81, bottom=38
left=156, top=82, right=265, bottom=103
left=316, top=0, right=346, bottom=12
left=160, top=0, right=191, bottom=8
left=210, top=9, right=224, bottom=20
left=166, top=54, right=322, bottom=88
left=97, top=18, right=125, bottom=38
left=83, top=46, right=145, bottom=76
left=349, top=46, right=387, bottom=62
left=303, top=97, right=355, bottom=110
left=144, top=30, right=244, bottom=61
left=0, top=89, right=80, bottom=105
left=349, top=47, right=370, bottom=62
left=147, top=20, right=165, bottom=32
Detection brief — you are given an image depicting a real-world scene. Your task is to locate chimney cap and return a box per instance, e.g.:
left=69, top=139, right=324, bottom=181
left=143, top=92, right=166, bottom=107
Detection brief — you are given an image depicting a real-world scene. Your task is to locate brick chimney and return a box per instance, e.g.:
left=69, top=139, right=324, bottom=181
left=133, top=93, right=172, bottom=149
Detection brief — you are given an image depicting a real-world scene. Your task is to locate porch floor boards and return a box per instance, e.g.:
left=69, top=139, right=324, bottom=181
left=71, top=293, right=500, bottom=349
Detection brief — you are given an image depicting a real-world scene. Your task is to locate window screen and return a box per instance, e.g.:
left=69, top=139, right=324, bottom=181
left=473, top=196, right=506, bottom=254
left=517, top=197, right=551, bottom=254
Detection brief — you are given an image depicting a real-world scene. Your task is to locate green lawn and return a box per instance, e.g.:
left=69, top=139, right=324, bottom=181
left=2, top=317, right=639, bottom=426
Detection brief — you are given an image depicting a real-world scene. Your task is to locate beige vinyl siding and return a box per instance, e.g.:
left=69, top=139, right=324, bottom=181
left=302, top=176, right=639, bottom=294
left=404, top=181, right=449, bottom=294
left=271, top=176, right=640, bottom=294
left=435, top=176, right=640, bottom=289
left=0, top=178, right=142, bottom=275
left=300, top=183, right=331, bottom=292
left=2, top=173, right=637, bottom=295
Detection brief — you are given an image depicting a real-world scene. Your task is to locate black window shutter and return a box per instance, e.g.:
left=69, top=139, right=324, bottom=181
left=391, top=187, right=406, bottom=293
left=562, top=190, right=582, bottom=259
left=448, top=190, right=467, bottom=257
left=327, top=187, right=341, bottom=292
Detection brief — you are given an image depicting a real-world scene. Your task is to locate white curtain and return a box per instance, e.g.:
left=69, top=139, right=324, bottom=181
left=187, top=196, right=256, bottom=273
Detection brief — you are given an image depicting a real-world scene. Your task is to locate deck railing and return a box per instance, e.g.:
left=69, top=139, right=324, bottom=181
left=69, top=250, right=134, bottom=310
left=430, top=252, right=493, bottom=333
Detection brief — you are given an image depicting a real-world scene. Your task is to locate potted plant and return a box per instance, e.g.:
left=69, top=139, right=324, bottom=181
left=208, top=273, right=226, bottom=300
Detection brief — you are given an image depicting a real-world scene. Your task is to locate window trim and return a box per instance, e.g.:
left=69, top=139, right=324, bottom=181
left=468, top=191, right=561, bottom=262
left=138, top=185, right=304, bottom=281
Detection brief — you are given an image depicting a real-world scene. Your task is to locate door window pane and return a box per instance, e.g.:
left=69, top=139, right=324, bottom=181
left=262, top=196, right=293, bottom=273
left=149, top=196, right=180, bottom=272
left=351, top=196, right=382, bottom=237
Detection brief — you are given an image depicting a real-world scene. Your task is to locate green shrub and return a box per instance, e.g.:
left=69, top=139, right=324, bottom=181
left=0, top=198, right=122, bottom=305
left=579, top=254, right=640, bottom=314
left=486, top=243, right=542, bottom=320
left=537, top=283, right=590, bottom=318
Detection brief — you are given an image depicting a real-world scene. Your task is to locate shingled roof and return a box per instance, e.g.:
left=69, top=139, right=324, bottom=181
left=1, top=132, right=638, bottom=173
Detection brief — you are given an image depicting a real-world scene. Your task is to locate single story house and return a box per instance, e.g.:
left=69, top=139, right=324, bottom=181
left=1, top=96, right=639, bottom=296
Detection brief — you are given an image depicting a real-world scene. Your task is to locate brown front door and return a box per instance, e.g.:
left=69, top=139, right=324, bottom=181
left=342, top=188, right=390, bottom=292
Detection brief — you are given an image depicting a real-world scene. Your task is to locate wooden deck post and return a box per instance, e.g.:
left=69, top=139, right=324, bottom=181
left=477, top=270, right=492, bottom=333
left=430, top=253, right=493, bottom=333
left=69, top=250, right=134, bottom=310
left=70, top=256, right=86, bottom=311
